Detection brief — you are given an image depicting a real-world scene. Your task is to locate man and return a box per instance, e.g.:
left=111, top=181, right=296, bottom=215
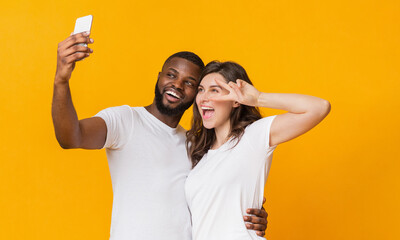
left=52, top=32, right=268, bottom=239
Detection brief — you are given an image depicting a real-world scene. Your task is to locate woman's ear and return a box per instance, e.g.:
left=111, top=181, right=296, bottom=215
left=233, top=101, right=240, bottom=108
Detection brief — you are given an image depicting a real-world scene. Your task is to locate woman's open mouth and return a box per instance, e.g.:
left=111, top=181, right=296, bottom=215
left=201, top=106, right=215, bottom=120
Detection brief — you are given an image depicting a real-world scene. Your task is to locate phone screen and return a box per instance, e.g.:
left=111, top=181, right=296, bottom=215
left=73, top=15, right=93, bottom=34
left=73, top=15, right=93, bottom=47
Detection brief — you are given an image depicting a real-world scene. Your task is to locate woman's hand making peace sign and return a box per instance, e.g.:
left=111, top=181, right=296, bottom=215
left=210, top=78, right=262, bottom=107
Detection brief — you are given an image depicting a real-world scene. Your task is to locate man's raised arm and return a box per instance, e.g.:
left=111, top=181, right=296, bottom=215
left=52, top=32, right=106, bottom=149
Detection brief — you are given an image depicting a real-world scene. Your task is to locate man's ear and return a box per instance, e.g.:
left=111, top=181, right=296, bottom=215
left=233, top=101, right=240, bottom=108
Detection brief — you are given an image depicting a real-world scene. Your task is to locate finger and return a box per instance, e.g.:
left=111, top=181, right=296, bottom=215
left=247, top=208, right=267, bottom=218
left=228, top=81, right=241, bottom=96
left=228, top=81, right=239, bottom=88
left=263, top=197, right=266, bottom=204
left=261, top=207, right=268, bottom=218
left=59, top=38, right=93, bottom=54
left=260, top=207, right=268, bottom=218
left=64, top=36, right=93, bottom=49
left=230, top=83, right=244, bottom=100
left=244, top=215, right=267, bottom=225
left=229, top=81, right=240, bottom=90
left=256, top=231, right=265, bottom=237
left=245, top=223, right=254, bottom=229
left=251, top=223, right=267, bottom=231
left=236, top=79, right=246, bottom=88
left=236, top=79, right=242, bottom=87
left=58, top=34, right=75, bottom=47
left=61, top=32, right=93, bottom=49
left=64, top=52, right=90, bottom=64
left=245, top=222, right=266, bottom=231
left=59, top=32, right=88, bottom=48
left=215, top=78, right=232, bottom=92
left=62, top=44, right=93, bottom=58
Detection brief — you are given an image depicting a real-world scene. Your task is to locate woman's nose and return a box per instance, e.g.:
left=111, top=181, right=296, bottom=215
left=203, top=91, right=212, bottom=102
left=198, top=91, right=209, bottom=104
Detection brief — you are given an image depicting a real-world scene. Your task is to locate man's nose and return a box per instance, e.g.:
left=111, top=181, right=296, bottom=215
left=172, top=78, right=184, bottom=90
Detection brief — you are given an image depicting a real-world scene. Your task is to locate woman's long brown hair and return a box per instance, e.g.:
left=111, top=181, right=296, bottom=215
left=186, top=61, right=262, bottom=168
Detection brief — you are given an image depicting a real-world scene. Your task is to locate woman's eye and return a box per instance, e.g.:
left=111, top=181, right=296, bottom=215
left=211, top=89, right=219, bottom=93
left=198, top=88, right=204, bottom=92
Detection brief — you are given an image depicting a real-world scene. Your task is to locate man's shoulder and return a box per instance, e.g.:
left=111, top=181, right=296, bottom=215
left=95, top=105, right=144, bottom=125
left=99, top=105, right=142, bottom=116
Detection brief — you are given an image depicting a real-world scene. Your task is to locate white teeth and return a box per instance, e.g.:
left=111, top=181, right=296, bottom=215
left=166, top=90, right=181, bottom=99
left=201, top=107, right=214, bottom=110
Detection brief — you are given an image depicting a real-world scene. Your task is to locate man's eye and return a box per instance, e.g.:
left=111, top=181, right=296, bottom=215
left=167, top=73, right=175, bottom=78
left=185, top=81, right=194, bottom=86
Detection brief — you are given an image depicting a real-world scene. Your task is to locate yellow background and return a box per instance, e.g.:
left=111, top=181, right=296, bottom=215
left=1, top=0, right=399, bottom=239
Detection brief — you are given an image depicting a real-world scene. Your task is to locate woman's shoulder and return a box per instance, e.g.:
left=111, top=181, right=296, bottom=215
left=241, top=115, right=278, bottom=150
left=245, top=115, right=278, bottom=133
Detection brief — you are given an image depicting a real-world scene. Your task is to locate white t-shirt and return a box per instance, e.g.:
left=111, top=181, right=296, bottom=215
left=185, top=115, right=278, bottom=240
left=95, top=105, right=192, bottom=240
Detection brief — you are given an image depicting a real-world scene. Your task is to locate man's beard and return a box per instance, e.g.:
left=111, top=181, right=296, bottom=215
left=154, top=82, right=193, bottom=116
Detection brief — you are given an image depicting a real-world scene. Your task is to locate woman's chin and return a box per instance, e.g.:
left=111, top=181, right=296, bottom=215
left=202, top=121, right=214, bottom=130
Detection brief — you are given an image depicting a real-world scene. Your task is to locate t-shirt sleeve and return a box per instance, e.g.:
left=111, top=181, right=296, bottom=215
left=245, top=115, right=278, bottom=151
left=94, top=105, right=134, bottom=150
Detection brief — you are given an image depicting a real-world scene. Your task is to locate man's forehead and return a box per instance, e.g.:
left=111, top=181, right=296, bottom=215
left=163, top=57, right=201, bottom=73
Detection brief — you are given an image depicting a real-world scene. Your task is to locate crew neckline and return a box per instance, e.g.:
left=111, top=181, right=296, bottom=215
left=208, top=136, right=234, bottom=153
left=137, top=107, right=180, bottom=134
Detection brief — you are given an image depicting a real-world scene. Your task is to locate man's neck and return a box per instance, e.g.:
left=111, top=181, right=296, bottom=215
left=144, top=103, right=183, bottom=128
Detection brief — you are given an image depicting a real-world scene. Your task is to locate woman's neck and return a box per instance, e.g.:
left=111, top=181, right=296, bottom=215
left=212, top=120, right=231, bottom=150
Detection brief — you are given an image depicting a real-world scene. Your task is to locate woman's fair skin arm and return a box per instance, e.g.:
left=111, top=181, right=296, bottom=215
left=256, top=92, right=330, bottom=146
left=211, top=79, right=331, bottom=146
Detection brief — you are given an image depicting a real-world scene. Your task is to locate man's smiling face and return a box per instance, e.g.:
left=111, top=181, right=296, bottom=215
left=155, top=57, right=202, bottom=116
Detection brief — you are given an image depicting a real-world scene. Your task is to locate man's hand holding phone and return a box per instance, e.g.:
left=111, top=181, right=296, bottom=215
left=55, top=15, right=94, bottom=84
left=56, top=32, right=94, bottom=84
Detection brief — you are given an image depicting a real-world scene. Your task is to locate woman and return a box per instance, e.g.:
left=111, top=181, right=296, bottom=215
left=185, top=61, right=331, bottom=240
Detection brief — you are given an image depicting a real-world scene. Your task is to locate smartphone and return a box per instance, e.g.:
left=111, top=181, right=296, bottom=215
left=73, top=15, right=93, bottom=47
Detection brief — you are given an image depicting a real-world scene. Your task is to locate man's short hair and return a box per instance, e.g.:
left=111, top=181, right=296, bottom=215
left=162, top=51, right=205, bottom=71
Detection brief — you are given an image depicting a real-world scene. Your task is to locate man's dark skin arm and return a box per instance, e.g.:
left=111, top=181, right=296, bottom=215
left=52, top=31, right=106, bottom=149
left=244, top=197, right=268, bottom=236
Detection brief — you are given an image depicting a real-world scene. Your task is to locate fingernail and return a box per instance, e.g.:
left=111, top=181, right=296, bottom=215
left=90, top=38, right=94, bottom=43
left=244, top=216, right=249, bottom=220
left=246, top=224, right=251, bottom=228
left=89, top=48, right=93, bottom=53
left=85, top=31, right=90, bottom=36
